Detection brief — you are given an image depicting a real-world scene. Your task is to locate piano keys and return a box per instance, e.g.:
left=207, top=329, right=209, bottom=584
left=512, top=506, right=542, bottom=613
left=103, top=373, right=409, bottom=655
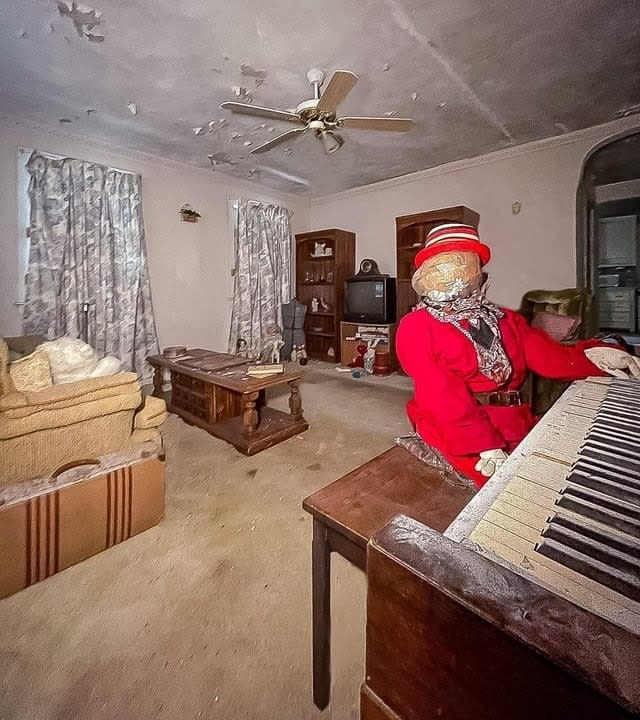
left=467, top=377, right=640, bottom=632
left=361, top=377, right=640, bottom=720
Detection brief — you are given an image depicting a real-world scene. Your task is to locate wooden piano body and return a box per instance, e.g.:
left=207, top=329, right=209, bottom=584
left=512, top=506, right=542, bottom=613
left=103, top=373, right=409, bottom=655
left=362, top=378, right=640, bottom=720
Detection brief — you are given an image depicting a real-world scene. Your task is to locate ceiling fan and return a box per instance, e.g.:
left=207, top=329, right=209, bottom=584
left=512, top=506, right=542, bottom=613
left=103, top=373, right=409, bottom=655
left=221, top=69, right=415, bottom=155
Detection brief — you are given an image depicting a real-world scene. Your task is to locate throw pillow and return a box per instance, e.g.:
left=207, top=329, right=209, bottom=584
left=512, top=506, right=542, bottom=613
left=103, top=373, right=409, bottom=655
left=531, top=311, right=582, bottom=342
left=89, top=356, right=122, bottom=377
left=9, top=349, right=53, bottom=392
left=39, top=337, right=99, bottom=384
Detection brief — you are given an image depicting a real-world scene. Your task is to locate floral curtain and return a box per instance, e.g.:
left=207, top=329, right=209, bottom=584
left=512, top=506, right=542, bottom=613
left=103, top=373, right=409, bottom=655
left=22, top=151, right=159, bottom=379
left=228, top=199, right=292, bottom=358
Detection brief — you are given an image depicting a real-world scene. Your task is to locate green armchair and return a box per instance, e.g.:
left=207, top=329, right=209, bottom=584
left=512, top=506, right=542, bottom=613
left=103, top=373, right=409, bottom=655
left=519, top=288, right=592, bottom=415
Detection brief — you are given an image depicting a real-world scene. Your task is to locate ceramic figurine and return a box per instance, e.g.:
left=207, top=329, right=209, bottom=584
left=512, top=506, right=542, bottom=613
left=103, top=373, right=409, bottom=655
left=261, top=324, right=284, bottom=364
left=298, top=345, right=308, bottom=366
left=311, top=297, right=320, bottom=313
left=320, top=297, right=331, bottom=312
left=236, top=338, right=249, bottom=358
left=364, top=342, right=377, bottom=374
left=291, top=345, right=298, bottom=362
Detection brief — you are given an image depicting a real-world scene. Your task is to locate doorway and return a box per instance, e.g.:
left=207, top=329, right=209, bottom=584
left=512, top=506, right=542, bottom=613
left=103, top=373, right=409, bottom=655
left=576, top=131, right=640, bottom=339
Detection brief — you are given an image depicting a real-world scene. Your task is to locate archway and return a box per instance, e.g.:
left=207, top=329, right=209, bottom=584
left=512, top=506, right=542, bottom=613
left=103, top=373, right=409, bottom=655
left=576, top=130, right=640, bottom=336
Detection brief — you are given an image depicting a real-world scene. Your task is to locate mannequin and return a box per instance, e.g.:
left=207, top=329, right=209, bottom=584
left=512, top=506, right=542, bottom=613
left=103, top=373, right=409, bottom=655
left=396, top=223, right=640, bottom=488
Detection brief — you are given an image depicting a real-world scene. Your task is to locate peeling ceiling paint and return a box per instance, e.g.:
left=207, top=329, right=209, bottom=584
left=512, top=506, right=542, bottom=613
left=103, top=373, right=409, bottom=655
left=0, top=0, right=638, bottom=196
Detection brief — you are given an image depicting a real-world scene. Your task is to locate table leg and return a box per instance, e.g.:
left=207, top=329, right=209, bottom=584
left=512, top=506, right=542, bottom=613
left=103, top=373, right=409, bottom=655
left=151, top=365, right=163, bottom=397
left=289, top=380, right=303, bottom=421
left=312, top=518, right=331, bottom=710
left=242, top=391, right=259, bottom=435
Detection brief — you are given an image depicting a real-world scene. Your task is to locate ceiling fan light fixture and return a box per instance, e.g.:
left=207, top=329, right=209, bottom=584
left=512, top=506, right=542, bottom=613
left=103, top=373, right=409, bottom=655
left=318, top=129, right=344, bottom=155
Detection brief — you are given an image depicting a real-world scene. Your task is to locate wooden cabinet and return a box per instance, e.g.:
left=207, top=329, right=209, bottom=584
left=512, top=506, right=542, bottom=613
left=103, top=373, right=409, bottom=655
left=295, top=229, right=355, bottom=363
left=340, top=321, right=398, bottom=370
left=395, top=206, right=479, bottom=324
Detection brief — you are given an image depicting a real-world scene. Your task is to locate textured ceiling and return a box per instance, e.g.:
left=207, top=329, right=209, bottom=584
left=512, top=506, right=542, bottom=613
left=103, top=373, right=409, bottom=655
left=1, top=0, right=639, bottom=196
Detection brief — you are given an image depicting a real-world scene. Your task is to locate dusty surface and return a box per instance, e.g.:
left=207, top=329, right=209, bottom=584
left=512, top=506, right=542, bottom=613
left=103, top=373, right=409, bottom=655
left=1, top=1, right=638, bottom=195
left=0, top=363, right=412, bottom=720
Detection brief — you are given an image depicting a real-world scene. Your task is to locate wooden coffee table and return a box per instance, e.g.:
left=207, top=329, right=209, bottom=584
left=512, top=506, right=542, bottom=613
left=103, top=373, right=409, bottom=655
left=147, top=349, right=308, bottom=455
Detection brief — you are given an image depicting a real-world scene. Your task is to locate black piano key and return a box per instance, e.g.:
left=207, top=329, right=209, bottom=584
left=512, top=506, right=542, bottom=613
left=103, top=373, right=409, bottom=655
left=591, top=414, right=640, bottom=439
left=598, top=403, right=640, bottom=424
left=541, top=521, right=640, bottom=575
left=567, top=468, right=640, bottom=504
left=588, top=424, right=640, bottom=446
left=580, top=444, right=640, bottom=475
left=547, top=513, right=640, bottom=557
left=556, top=492, right=640, bottom=538
left=587, top=431, right=640, bottom=460
left=535, top=537, right=640, bottom=601
left=571, top=458, right=640, bottom=492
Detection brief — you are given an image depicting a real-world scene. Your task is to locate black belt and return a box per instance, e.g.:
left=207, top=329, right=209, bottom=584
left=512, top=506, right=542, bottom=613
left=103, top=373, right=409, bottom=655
left=475, top=390, right=524, bottom=406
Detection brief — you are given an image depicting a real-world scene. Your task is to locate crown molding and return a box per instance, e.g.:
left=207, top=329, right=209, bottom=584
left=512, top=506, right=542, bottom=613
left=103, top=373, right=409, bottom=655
left=309, top=115, right=640, bottom=206
left=0, top=112, right=305, bottom=204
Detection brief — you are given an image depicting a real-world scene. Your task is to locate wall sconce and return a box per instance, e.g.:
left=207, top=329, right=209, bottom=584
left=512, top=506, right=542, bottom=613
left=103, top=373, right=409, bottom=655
left=180, top=203, right=201, bottom=223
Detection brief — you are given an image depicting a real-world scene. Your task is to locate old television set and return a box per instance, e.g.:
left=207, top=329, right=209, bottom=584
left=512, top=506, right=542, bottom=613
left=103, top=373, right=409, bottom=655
left=344, top=275, right=396, bottom=323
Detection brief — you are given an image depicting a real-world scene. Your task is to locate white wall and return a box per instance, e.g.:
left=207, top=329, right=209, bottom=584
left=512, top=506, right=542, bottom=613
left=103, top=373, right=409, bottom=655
left=0, top=116, right=309, bottom=350
left=309, top=117, right=640, bottom=309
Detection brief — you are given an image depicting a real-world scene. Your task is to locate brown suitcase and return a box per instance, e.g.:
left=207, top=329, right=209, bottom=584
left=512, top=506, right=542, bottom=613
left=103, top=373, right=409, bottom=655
left=0, top=443, right=165, bottom=599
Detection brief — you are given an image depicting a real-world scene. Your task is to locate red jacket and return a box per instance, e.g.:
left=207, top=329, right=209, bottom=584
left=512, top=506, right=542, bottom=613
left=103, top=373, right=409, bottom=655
left=396, top=307, right=607, bottom=487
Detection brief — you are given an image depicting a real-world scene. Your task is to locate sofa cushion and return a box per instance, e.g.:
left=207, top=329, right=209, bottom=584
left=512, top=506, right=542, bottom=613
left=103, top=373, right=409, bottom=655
left=9, top=349, right=53, bottom=392
left=134, top=395, right=167, bottom=429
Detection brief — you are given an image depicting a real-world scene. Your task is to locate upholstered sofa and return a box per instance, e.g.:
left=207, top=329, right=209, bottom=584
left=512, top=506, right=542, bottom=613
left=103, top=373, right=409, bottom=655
left=0, top=336, right=167, bottom=486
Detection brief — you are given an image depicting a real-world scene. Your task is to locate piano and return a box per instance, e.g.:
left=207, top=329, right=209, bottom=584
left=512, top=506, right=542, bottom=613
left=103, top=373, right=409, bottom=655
left=361, top=377, right=640, bottom=720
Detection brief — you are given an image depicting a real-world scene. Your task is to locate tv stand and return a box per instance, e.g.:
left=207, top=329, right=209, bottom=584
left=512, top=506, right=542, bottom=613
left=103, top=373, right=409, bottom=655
left=340, top=322, right=398, bottom=371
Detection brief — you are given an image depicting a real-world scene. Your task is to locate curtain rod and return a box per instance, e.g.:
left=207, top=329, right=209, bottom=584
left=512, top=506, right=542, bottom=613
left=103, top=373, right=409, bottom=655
left=19, top=147, right=136, bottom=176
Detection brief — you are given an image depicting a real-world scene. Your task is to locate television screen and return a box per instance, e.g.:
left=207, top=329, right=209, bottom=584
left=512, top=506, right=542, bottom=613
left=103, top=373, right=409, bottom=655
left=344, top=277, right=395, bottom=323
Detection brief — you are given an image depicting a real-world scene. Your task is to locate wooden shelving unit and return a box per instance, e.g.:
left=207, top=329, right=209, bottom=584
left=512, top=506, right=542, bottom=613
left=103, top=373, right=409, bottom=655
left=395, top=206, right=480, bottom=324
left=295, top=228, right=356, bottom=363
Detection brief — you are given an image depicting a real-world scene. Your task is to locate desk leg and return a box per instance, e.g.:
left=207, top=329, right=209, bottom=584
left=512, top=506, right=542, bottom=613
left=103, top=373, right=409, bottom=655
left=151, top=365, right=163, bottom=398
left=289, top=380, right=303, bottom=420
left=312, top=518, right=331, bottom=710
left=242, top=391, right=259, bottom=435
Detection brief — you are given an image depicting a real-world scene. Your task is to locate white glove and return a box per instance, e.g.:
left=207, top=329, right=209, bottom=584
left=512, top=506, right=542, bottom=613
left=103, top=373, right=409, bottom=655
left=584, top=347, right=640, bottom=379
left=474, top=449, right=508, bottom=478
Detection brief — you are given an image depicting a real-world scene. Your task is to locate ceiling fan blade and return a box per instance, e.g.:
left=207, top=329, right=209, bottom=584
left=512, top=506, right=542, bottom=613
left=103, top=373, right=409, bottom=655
left=339, top=116, right=415, bottom=131
left=250, top=128, right=306, bottom=154
left=220, top=102, right=301, bottom=123
left=315, top=70, right=359, bottom=113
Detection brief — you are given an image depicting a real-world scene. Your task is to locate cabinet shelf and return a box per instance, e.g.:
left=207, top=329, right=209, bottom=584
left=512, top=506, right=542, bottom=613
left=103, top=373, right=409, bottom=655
left=296, top=229, right=355, bottom=363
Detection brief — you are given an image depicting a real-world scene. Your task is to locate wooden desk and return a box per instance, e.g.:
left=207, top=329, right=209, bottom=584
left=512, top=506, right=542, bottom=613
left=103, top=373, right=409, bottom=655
left=302, top=446, right=474, bottom=710
left=147, top=349, right=308, bottom=455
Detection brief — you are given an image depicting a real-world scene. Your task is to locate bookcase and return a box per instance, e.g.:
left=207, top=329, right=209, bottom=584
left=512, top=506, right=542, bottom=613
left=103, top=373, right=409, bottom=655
left=395, top=206, right=479, bottom=324
left=295, top=229, right=356, bottom=363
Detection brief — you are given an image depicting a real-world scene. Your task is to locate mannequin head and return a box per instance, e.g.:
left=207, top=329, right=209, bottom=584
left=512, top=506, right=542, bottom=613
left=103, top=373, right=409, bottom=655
left=412, top=250, right=483, bottom=302
left=412, top=223, right=490, bottom=303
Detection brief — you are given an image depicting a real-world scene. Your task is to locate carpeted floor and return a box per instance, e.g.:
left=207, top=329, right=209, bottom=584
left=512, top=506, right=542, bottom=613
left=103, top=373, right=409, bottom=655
left=0, top=363, right=413, bottom=720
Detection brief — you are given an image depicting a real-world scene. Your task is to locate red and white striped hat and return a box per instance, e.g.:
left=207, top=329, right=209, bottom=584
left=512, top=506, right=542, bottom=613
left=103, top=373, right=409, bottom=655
left=414, top=223, right=490, bottom=269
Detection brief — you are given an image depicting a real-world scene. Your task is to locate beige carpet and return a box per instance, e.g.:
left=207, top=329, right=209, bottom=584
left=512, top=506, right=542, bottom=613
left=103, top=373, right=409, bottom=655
left=0, top=363, right=413, bottom=720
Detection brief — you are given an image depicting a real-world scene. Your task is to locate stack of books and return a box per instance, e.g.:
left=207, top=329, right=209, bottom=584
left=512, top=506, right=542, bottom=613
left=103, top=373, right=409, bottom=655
left=247, top=363, right=284, bottom=377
